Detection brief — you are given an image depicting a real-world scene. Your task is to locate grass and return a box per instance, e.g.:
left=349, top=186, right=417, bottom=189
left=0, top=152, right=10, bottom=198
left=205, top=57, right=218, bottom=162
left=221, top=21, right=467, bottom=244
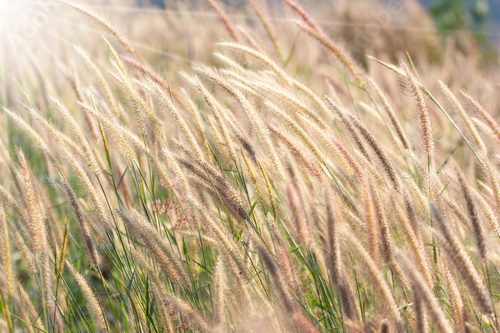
left=0, top=0, right=499, bottom=332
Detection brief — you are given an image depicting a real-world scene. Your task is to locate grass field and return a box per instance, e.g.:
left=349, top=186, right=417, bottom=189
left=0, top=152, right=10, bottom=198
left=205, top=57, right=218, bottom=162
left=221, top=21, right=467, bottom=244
left=0, top=0, right=499, bottom=332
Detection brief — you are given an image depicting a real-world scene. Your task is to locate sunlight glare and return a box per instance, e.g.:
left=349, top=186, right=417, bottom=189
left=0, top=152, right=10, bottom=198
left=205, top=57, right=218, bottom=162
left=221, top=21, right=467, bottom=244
left=0, top=0, right=8, bottom=11
left=0, top=1, right=38, bottom=40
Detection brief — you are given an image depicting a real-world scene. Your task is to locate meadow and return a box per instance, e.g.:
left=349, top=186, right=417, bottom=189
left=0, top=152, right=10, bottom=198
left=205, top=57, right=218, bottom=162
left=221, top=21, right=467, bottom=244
left=0, top=0, right=499, bottom=332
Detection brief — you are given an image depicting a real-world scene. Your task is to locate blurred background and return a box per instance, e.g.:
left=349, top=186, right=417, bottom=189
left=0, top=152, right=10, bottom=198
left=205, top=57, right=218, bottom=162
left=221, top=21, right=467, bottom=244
left=42, top=0, right=498, bottom=65
left=132, top=0, right=500, bottom=45
left=1, top=0, right=498, bottom=110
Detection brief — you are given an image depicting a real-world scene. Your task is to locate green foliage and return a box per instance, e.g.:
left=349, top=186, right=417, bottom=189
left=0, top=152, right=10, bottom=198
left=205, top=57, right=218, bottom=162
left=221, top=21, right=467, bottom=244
left=429, top=0, right=489, bottom=40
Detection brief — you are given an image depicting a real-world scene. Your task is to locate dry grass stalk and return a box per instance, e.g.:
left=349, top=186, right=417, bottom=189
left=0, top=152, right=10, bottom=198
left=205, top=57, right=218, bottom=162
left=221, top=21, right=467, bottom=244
left=439, top=82, right=486, bottom=154
left=402, top=63, right=434, bottom=166
left=269, top=126, right=321, bottom=177
left=442, top=263, right=466, bottom=333
left=294, top=21, right=366, bottom=87
left=65, top=260, right=107, bottom=331
left=324, top=97, right=372, bottom=161
left=212, top=258, right=226, bottom=330
left=340, top=227, right=401, bottom=323
left=393, top=196, right=433, bottom=287
left=398, top=252, right=453, bottom=333
left=413, top=291, right=428, bottom=333
left=194, top=79, right=237, bottom=163
left=74, top=47, right=121, bottom=119
left=431, top=205, right=494, bottom=316
left=18, top=150, right=47, bottom=255
left=266, top=102, right=326, bottom=165
left=369, top=182, right=409, bottom=289
left=195, top=65, right=285, bottom=177
left=206, top=0, right=241, bottom=43
left=163, top=295, right=210, bottom=333
left=456, top=170, right=487, bottom=261
left=61, top=0, right=137, bottom=57
left=361, top=178, right=380, bottom=261
left=0, top=207, right=13, bottom=296
left=367, top=77, right=410, bottom=150
left=119, top=209, right=189, bottom=286
left=61, top=179, right=101, bottom=267
left=461, top=90, right=500, bottom=140
left=248, top=0, right=284, bottom=62
left=329, top=101, right=400, bottom=190
left=219, top=42, right=289, bottom=84
left=148, top=81, right=204, bottom=161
